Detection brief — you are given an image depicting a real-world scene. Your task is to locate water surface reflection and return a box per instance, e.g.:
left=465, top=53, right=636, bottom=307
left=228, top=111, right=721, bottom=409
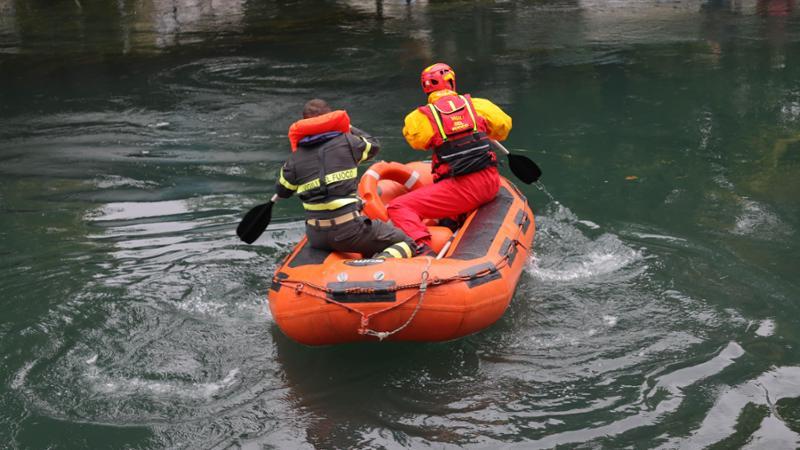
left=2, top=0, right=800, bottom=448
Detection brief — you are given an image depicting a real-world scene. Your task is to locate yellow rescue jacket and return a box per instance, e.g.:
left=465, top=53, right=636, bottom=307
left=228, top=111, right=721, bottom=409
left=403, top=89, right=512, bottom=150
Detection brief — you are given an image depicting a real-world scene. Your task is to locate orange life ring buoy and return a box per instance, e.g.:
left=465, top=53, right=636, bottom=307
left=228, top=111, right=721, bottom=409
left=358, top=161, right=425, bottom=221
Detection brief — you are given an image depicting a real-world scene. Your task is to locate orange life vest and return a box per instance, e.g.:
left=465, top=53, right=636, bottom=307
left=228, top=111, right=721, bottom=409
left=288, top=110, right=351, bottom=151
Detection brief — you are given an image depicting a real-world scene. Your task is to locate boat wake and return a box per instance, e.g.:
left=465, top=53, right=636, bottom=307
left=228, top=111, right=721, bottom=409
left=526, top=201, right=645, bottom=283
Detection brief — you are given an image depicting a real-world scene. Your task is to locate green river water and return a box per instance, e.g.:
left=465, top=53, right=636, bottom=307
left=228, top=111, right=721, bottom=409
left=1, top=0, right=800, bottom=448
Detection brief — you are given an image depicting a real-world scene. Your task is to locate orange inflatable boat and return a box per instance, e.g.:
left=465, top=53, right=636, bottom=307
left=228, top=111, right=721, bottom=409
left=268, top=161, right=535, bottom=346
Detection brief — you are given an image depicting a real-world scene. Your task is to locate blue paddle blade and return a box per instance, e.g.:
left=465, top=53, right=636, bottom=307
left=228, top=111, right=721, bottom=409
left=236, top=202, right=274, bottom=244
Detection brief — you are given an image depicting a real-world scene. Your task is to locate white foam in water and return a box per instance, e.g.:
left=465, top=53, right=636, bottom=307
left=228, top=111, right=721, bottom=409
left=261, top=298, right=273, bottom=321
left=755, top=319, right=776, bottom=337
left=87, top=199, right=192, bottom=221
left=93, top=175, right=157, bottom=189
left=628, top=232, right=687, bottom=244
left=525, top=203, right=643, bottom=283
left=603, top=315, right=618, bottom=327
left=529, top=242, right=641, bottom=282
left=733, top=198, right=790, bottom=238
left=780, top=101, right=800, bottom=123
left=11, top=361, right=35, bottom=389
left=176, top=292, right=225, bottom=315
left=175, top=287, right=258, bottom=316
left=89, top=368, right=240, bottom=399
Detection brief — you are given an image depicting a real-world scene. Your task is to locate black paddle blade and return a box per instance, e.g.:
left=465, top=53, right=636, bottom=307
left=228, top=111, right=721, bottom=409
left=507, top=153, right=542, bottom=184
left=236, top=202, right=274, bottom=244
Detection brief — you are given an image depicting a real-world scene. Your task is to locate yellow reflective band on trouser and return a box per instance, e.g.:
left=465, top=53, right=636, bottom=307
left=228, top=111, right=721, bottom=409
left=358, top=138, right=372, bottom=163
left=302, top=197, right=359, bottom=211
left=382, top=248, right=403, bottom=259
left=395, top=242, right=413, bottom=258
left=428, top=104, right=448, bottom=142
left=377, top=242, right=413, bottom=259
left=278, top=168, right=298, bottom=191
left=296, top=168, right=358, bottom=194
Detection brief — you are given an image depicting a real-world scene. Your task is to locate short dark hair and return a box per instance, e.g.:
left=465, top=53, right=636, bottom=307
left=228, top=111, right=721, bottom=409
left=302, top=99, right=331, bottom=119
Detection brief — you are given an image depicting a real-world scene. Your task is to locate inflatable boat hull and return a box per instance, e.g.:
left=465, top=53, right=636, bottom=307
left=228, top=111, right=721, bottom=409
left=268, top=164, right=535, bottom=345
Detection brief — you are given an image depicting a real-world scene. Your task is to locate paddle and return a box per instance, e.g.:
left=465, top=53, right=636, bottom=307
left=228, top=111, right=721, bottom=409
left=236, top=194, right=278, bottom=244
left=490, top=140, right=542, bottom=184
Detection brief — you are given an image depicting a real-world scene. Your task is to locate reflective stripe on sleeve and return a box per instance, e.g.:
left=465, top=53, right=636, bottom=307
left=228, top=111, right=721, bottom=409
left=358, top=138, right=373, bottom=163
left=278, top=168, right=298, bottom=191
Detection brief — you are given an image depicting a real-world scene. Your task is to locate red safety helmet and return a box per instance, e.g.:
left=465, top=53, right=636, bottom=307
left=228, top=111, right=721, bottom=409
left=420, top=63, right=456, bottom=94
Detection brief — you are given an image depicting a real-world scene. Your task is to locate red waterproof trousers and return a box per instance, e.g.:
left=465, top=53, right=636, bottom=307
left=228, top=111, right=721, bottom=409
left=387, top=166, right=500, bottom=246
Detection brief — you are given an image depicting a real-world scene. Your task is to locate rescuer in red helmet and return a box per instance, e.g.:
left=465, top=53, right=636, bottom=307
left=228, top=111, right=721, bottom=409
left=388, top=63, right=512, bottom=255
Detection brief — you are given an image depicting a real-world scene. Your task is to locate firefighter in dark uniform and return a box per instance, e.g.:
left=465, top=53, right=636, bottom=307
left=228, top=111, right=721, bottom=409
left=275, top=99, right=416, bottom=259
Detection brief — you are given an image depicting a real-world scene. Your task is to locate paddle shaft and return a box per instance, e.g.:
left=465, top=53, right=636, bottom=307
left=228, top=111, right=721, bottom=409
left=492, top=140, right=511, bottom=155
left=436, top=231, right=458, bottom=259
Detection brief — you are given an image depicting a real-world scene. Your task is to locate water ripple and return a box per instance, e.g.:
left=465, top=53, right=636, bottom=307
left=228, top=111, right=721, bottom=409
left=527, top=202, right=645, bottom=283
